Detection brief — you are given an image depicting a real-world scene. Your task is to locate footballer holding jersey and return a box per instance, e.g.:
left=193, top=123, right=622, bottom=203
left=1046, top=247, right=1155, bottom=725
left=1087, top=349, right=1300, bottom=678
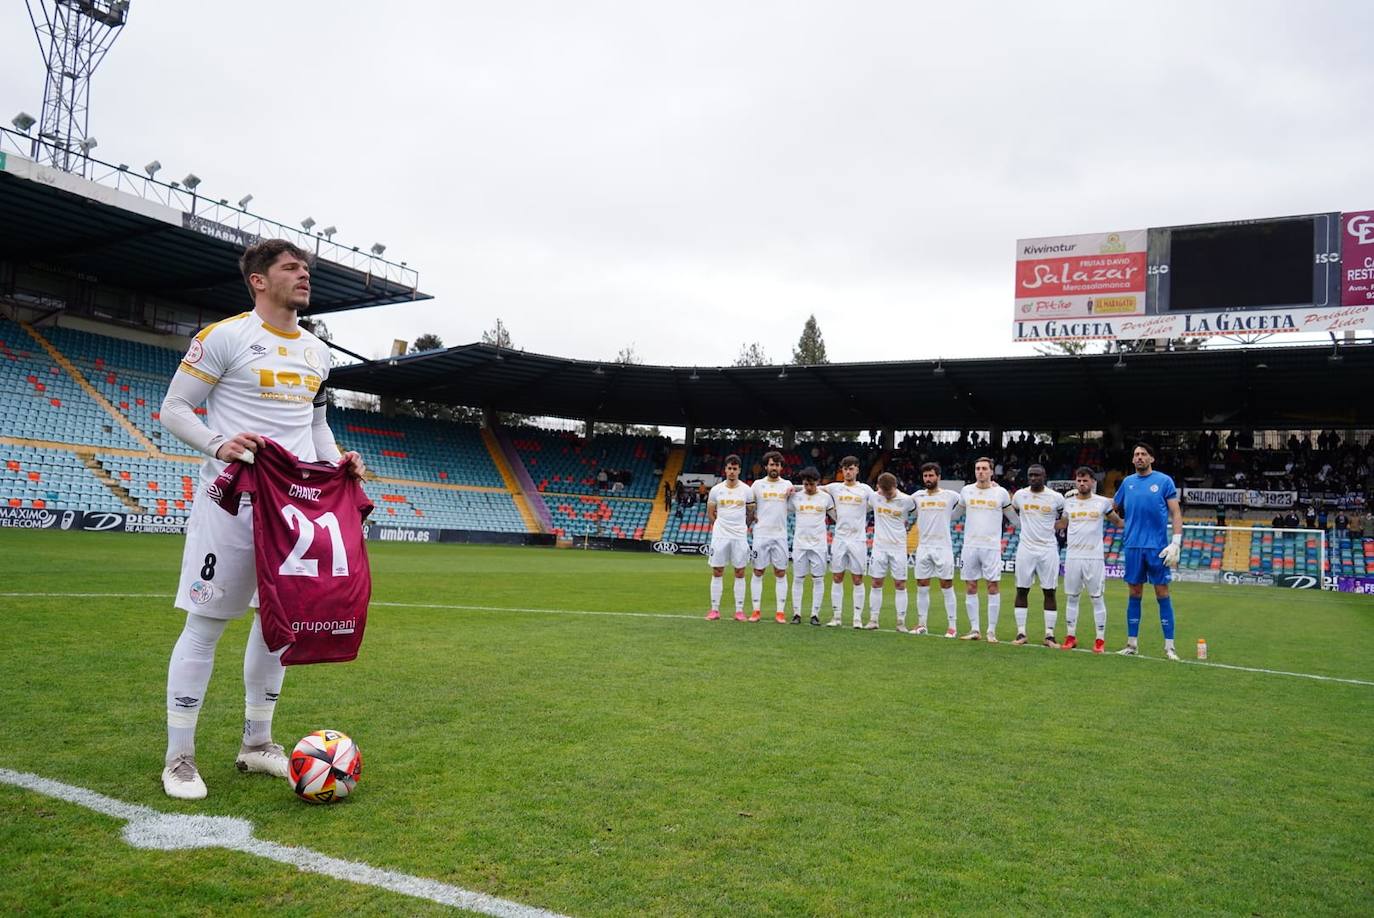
left=157, top=240, right=365, bottom=800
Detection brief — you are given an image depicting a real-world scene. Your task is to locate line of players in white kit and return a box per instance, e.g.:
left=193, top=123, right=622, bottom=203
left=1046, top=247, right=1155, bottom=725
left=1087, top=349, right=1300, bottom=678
left=705, top=451, right=1122, bottom=653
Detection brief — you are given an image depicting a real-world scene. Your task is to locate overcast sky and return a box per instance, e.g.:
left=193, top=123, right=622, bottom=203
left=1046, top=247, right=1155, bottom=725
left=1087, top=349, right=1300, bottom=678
left=3, top=1, right=1372, bottom=366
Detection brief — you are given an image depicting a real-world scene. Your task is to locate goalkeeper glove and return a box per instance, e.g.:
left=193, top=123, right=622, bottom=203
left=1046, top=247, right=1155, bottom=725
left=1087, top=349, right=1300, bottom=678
left=1158, top=534, right=1181, bottom=568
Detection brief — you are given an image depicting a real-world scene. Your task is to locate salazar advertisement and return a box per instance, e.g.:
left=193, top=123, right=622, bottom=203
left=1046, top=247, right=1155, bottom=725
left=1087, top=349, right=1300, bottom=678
left=1013, top=230, right=1148, bottom=332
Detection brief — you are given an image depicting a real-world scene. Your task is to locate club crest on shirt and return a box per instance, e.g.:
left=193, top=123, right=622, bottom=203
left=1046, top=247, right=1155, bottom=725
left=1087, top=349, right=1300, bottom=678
left=189, top=580, right=214, bottom=604
left=1150, top=484, right=1159, bottom=492
left=304, top=347, right=322, bottom=369
left=185, top=339, right=204, bottom=364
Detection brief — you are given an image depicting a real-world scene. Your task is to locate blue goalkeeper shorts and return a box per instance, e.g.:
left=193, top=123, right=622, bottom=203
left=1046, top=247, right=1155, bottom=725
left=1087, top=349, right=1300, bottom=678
left=1123, top=547, right=1171, bottom=585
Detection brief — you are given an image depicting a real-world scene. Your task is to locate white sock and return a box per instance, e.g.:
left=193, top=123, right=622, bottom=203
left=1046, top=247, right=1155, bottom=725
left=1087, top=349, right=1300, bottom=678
left=242, top=611, right=286, bottom=747
left=831, top=581, right=843, bottom=620
left=1014, top=604, right=1028, bottom=634
left=791, top=575, right=805, bottom=616
left=869, top=584, right=883, bottom=624
left=853, top=583, right=866, bottom=624
left=943, top=588, right=958, bottom=630
left=895, top=586, right=908, bottom=625
left=988, top=594, right=1001, bottom=634
left=710, top=575, right=723, bottom=611
left=916, top=585, right=931, bottom=628
left=965, top=593, right=981, bottom=633
left=734, top=578, right=745, bottom=613
left=1091, top=594, right=1107, bottom=638
left=751, top=573, right=763, bottom=613
left=811, top=576, right=825, bottom=616
left=775, top=576, right=787, bottom=613
left=166, top=613, right=229, bottom=764
left=1065, top=594, right=1080, bottom=636
left=1044, top=607, right=1058, bottom=635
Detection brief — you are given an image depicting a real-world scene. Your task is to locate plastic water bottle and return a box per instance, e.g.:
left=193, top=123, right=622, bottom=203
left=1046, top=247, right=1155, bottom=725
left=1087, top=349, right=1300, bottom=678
left=1196, top=637, right=1208, bottom=660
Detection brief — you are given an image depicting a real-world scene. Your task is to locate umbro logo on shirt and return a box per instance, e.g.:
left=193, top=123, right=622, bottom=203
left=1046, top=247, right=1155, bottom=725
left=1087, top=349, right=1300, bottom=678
left=250, top=344, right=267, bottom=354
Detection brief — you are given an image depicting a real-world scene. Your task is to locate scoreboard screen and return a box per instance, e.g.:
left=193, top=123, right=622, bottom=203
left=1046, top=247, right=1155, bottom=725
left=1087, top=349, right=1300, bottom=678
left=1148, top=213, right=1341, bottom=314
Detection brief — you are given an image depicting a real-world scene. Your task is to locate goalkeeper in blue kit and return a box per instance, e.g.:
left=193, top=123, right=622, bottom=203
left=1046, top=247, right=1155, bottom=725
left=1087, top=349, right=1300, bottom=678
left=1112, top=442, right=1183, bottom=660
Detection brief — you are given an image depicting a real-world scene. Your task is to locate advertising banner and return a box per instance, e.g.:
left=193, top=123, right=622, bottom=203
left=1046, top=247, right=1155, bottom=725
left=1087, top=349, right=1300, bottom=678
left=1015, top=305, right=1374, bottom=343
left=1273, top=573, right=1321, bottom=590
left=1014, top=230, right=1148, bottom=333
left=1181, top=488, right=1297, bottom=509
left=365, top=525, right=441, bottom=543
left=1335, top=576, right=1374, bottom=595
left=0, top=506, right=81, bottom=529
left=1341, top=210, right=1374, bottom=307
left=651, top=540, right=711, bottom=556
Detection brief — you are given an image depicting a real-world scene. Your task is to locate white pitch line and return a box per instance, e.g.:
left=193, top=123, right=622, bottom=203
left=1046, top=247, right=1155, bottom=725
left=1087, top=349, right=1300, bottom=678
left=0, top=767, right=570, bottom=918
left=4, top=592, right=1373, bottom=688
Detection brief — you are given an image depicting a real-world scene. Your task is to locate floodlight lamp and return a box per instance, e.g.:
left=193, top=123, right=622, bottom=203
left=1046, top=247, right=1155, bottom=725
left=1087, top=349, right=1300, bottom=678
left=321, top=225, right=337, bottom=240
left=218, top=199, right=228, bottom=206
left=144, top=160, right=161, bottom=177
left=237, top=194, right=253, bottom=209
left=12, top=112, right=36, bottom=132
left=78, top=137, right=98, bottom=154
left=116, top=163, right=128, bottom=171
left=370, top=243, right=386, bottom=256
left=301, top=217, right=316, bottom=231
left=169, top=181, right=180, bottom=189
left=182, top=173, right=201, bottom=191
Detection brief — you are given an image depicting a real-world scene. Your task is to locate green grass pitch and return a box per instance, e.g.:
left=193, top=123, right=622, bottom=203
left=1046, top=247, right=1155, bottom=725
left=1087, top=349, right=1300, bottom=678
left=1, top=529, right=1372, bottom=916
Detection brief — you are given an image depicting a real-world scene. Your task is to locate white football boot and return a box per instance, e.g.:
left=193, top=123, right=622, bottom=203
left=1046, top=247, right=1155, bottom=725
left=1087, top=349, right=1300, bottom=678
left=236, top=741, right=289, bottom=778
left=162, top=754, right=207, bottom=800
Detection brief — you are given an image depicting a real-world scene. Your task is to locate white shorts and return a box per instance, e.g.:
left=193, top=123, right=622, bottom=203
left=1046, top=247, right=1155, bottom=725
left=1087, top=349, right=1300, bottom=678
left=830, top=538, right=869, bottom=575
left=709, top=537, right=750, bottom=569
left=1014, top=546, right=1059, bottom=589
left=961, top=546, right=1003, bottom=583
left=792, top=546, right=829, bottom=577
left=913, top=544, right=955, bottom=580
left=1063, top=558, right=1105, bottom=596
left=868, top=548, right=908, bottom=580
left=174, top=494, right=259, bottom=619
left=752, top=537, right=789, bottom=570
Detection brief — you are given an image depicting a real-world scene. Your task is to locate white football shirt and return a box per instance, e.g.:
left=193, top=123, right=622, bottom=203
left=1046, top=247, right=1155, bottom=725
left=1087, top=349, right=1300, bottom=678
left=912, top=489, right=961, bottom=546
left=1064, top=493, right=1115, bottom=561
left=960, top=483, right=1011, bottom=550
left=751, top=476, right=793, bottom=540
left=825, top=481, right=874, bottom=540
left=789, top=488, right=834, bottom=551
left=708, top=480, right=754, bottom=540
left=868, top=490, right=914, bottom=551
left=1012, top=487, right=1065, bottom=551
left=177, top=311, right=331, bottom=486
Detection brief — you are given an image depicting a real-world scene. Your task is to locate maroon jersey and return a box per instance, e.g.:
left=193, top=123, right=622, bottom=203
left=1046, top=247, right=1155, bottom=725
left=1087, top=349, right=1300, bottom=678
left=210, top=438, right=373, bottom=665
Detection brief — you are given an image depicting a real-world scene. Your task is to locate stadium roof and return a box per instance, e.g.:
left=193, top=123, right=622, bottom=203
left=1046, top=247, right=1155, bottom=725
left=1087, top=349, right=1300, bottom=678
left=0, top=152, right=430, bottom=317
left=329, top=340, right=1374, bottom=432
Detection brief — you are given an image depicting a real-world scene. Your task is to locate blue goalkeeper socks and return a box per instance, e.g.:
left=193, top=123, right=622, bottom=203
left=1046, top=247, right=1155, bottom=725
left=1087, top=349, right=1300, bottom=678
left=1158, top=596, right=1175, bottom=640
left=1126, top=595, right=1142, bottom=638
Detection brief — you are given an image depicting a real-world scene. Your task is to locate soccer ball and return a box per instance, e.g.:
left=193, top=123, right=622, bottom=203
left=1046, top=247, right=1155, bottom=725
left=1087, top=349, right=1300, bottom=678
left=288, top=729, right=362, bottom=804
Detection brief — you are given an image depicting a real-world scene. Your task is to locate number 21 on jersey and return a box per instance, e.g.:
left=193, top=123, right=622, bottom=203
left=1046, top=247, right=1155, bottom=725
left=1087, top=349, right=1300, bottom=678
left=279, top=504, right=350, bottom=577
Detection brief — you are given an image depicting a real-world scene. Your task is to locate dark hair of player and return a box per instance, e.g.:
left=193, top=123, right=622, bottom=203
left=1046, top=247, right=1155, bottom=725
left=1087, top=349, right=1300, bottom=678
left=877, top=471, right=897, bottom=490
left=974, top=456, right=994, bottom=471
left=840, top=455, right=859, bottom=469
left=921, top=462, right=941, bottom=475
left=762, top=450, right=783, bottom=466
left=240, top=239, right=313, bottom=295
left=800, top=466, right=820, bottom=482
left=1133, top=441, right=1156, bottom=459
left=1074, top=466, right=1096, bottom=478
left=1028, top=463, right=1046, bottom=474
left=723, top=454, right=741, bottom=468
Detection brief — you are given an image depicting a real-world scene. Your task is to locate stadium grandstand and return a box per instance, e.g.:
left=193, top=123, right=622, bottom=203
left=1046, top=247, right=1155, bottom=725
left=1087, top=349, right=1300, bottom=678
left=3, top=125, right=1373, bottom=582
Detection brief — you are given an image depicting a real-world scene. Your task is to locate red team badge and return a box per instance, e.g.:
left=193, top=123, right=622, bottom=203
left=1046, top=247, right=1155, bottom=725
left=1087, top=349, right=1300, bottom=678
left=210, top=438, right=373, bottom=664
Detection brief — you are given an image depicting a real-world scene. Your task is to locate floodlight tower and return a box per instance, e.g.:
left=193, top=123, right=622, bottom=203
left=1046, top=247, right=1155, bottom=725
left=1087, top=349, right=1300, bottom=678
left=25, top=0, right=130, bottom=175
